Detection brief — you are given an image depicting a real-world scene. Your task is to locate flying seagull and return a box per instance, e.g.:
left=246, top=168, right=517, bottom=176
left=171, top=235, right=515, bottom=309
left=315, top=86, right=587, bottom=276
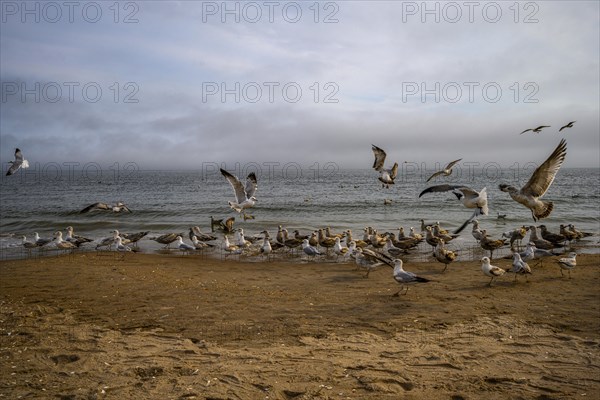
left=6, top=148, right=29, bottom=176
left=419, top=185, right=488, bottom=234
left=426, top=158, right=462, bottom=182
left=520, top=125, right=550, bottom=135
left=80, top=202, right=131, bottom=213
left=220, top=168, right=258, bottom=218
left=559, top=121, right=575, bottom=132
left=371, top=144, right=398, bottom=188
left=499, top=139, right=567, bottom=221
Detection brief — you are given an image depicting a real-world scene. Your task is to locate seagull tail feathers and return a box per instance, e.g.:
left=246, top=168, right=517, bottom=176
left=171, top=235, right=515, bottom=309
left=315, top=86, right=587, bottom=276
left=533, top=201, right=554, bottom=221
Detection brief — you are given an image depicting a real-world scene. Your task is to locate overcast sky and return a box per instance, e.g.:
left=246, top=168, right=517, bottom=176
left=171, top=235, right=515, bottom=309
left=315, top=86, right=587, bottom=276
left=1, top=1, right=599, bottom=171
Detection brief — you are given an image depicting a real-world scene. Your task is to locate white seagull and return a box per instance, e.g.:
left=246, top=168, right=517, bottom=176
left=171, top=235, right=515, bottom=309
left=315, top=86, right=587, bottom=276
left=499, top=139, right=567, bottom=221
left=6, top=148, right=29, bottom=176
left=510, top=253, right=532, bottom=282
left=557, top=252, right=577, bottom=279
left=481, top=256, right=506, bottom=286
left=301, top=239, right=321, bottom=259
left=392, top=259, right=430, bottom=296
left=419, top=185, right=488, bottom=233
left=175, top=236, right=196, bottom=254
left=220, top=168, right=258, bottom=218
left=371, top=144, right=399, bottom=188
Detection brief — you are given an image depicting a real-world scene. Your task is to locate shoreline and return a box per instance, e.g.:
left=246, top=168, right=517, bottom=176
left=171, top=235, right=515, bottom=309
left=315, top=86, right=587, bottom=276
left=1, top=252, right=599, bottom=399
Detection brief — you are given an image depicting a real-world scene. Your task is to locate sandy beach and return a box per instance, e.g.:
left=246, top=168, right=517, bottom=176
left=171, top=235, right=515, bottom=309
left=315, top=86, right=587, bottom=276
left=1, top=251, right=599, bottom=399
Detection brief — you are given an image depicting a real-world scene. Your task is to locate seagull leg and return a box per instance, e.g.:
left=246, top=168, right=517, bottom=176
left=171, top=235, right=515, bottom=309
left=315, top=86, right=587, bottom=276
left=403, top=287, right=410, bottom=295
left=488, top=277, right=494, bottom=287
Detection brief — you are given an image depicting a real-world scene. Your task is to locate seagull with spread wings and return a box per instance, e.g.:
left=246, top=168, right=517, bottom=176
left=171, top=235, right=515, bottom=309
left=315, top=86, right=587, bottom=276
left=426, top=158, right=462, bottom=182
left=371, top=144, right=398, bottom=188
left=499, top=139, right=567, bottom=221
left=419, top=185, right=488, bottom=234
left=6, top=148, right=29, bottom=176
left=520, top=125, right=550, bottom=135
left=559, top=121, right=575, bottom=132
left=220, top=168, right=258, bottom=218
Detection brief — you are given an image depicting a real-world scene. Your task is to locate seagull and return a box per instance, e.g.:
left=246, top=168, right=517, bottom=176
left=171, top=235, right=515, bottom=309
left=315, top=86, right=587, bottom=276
left=220, top=168, right=257, bottom=218
left=6, top=148, right=29, bottom=176
left=121, top=231, right=149, bottom=247
left=175, top=236, right=196, bottom=254
left=21, top=236, right=38, bottom=250
left=114, top=237, right=133, bottom=255
left=433, top=240, right=457, bottom=272
left=301, top=239, right=321, bottom=260
left=33, top=232, right=52, bottom=247
left=65, top=226, right=93, bottom=247
left=189, top=226, right=217, bottom=242
left=426, top=158, right=462, bottom=182
left=481, top=256, right=506, bottom=286
left=371, top=144, right=399, bottom=188
left=222, top=235, right=242, bottom=255
left=53, top=231, right=77, bottom=250
left=151, top=233, right=180, bottom=248
left=499, top=139, right=567, bottom=221
left=260, top=234, right=273, bottom=258
left=333, top=237, right=349, bottom=259
left=471, top=220, right=486, bottom=242
left=419, top=185, right=488, bottom=234
left=480, top=230, right=508, bottom=259
left=557, top=252, right=577, bottom=278
left=353, top=247, right=393, bottom=278
left=558, top=121, right=575, bottom=132
left=191, top=235, right=212, bottom=250
left=392, top=259, right=430, bottom=296
left=95, top=230, right=123, bottom=250
left=80, top=202, right=131, bottom=213
left=520, top=125, right=550, bottom=134
left=510, top=253, right=532, bottom=282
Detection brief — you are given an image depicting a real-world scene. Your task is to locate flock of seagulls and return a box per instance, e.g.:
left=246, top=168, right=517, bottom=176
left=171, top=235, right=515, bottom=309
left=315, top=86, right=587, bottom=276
left=4, top=118, right=595, bottom=295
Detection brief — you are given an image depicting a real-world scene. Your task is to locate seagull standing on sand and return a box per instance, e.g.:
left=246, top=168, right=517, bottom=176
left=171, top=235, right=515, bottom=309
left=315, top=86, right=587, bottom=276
left=559, top=121, right=575, bottom=132
left=419, top=185, right=488, bottom=234
left=557, top=252, right=577, bottom=278
left=301, top=239, right=321, bottom=260
left=481, top=256, right=506, bottom=286
left=499, top=139, right=567, bottom=221
left=510, top=253, right=532, bottom=282
left=53, top=231, right=77, bottom=250
left=6, top=148, right=29, bottom=176
left=426, top=158, right=462, bottom=182
left=220, top=168, right=258, bottom=218
left=392, top=259, right=430, bottom=296
left=371, top=144, right=398, bottom=188
left=175, top=236, right=196, bottom=254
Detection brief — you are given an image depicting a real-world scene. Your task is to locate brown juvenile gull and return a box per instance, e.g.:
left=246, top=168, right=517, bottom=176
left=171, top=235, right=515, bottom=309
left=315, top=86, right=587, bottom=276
left=426, top=158, right=462, bottom=182
left=371, top=144, right=398, bottom=188
left=499, top=139, right=567, bottom=221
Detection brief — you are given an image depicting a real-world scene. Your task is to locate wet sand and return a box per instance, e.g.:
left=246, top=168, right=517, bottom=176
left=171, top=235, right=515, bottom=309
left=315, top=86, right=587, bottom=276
left=1, top=252, right=599, bottom=399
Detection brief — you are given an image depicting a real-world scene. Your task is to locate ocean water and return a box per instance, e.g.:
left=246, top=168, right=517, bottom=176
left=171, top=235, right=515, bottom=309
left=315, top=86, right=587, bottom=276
left=0, top=166, right=598, bottom=260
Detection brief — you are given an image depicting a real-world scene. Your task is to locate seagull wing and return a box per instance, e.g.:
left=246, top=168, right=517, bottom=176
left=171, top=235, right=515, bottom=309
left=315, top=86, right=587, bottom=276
left=244, top=172, right=258, bottom=198
left=389, top=162, right=399, bottom=179
left=371, top=145, right=387, bottom=172
left=445, top=158, right=462, bottom=169
left=520, top=139, right=567, bottom=198
left=6, top=148, right=23, bottom=175
left=426, top=170, right=444, bottom=182
left=80, top=202, right=109, bottom=213
left=220, top=168, right=247, bottom=203
left=418, top=184, right=462, bottom=198
left=520, top=129, right=532, bottom=135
